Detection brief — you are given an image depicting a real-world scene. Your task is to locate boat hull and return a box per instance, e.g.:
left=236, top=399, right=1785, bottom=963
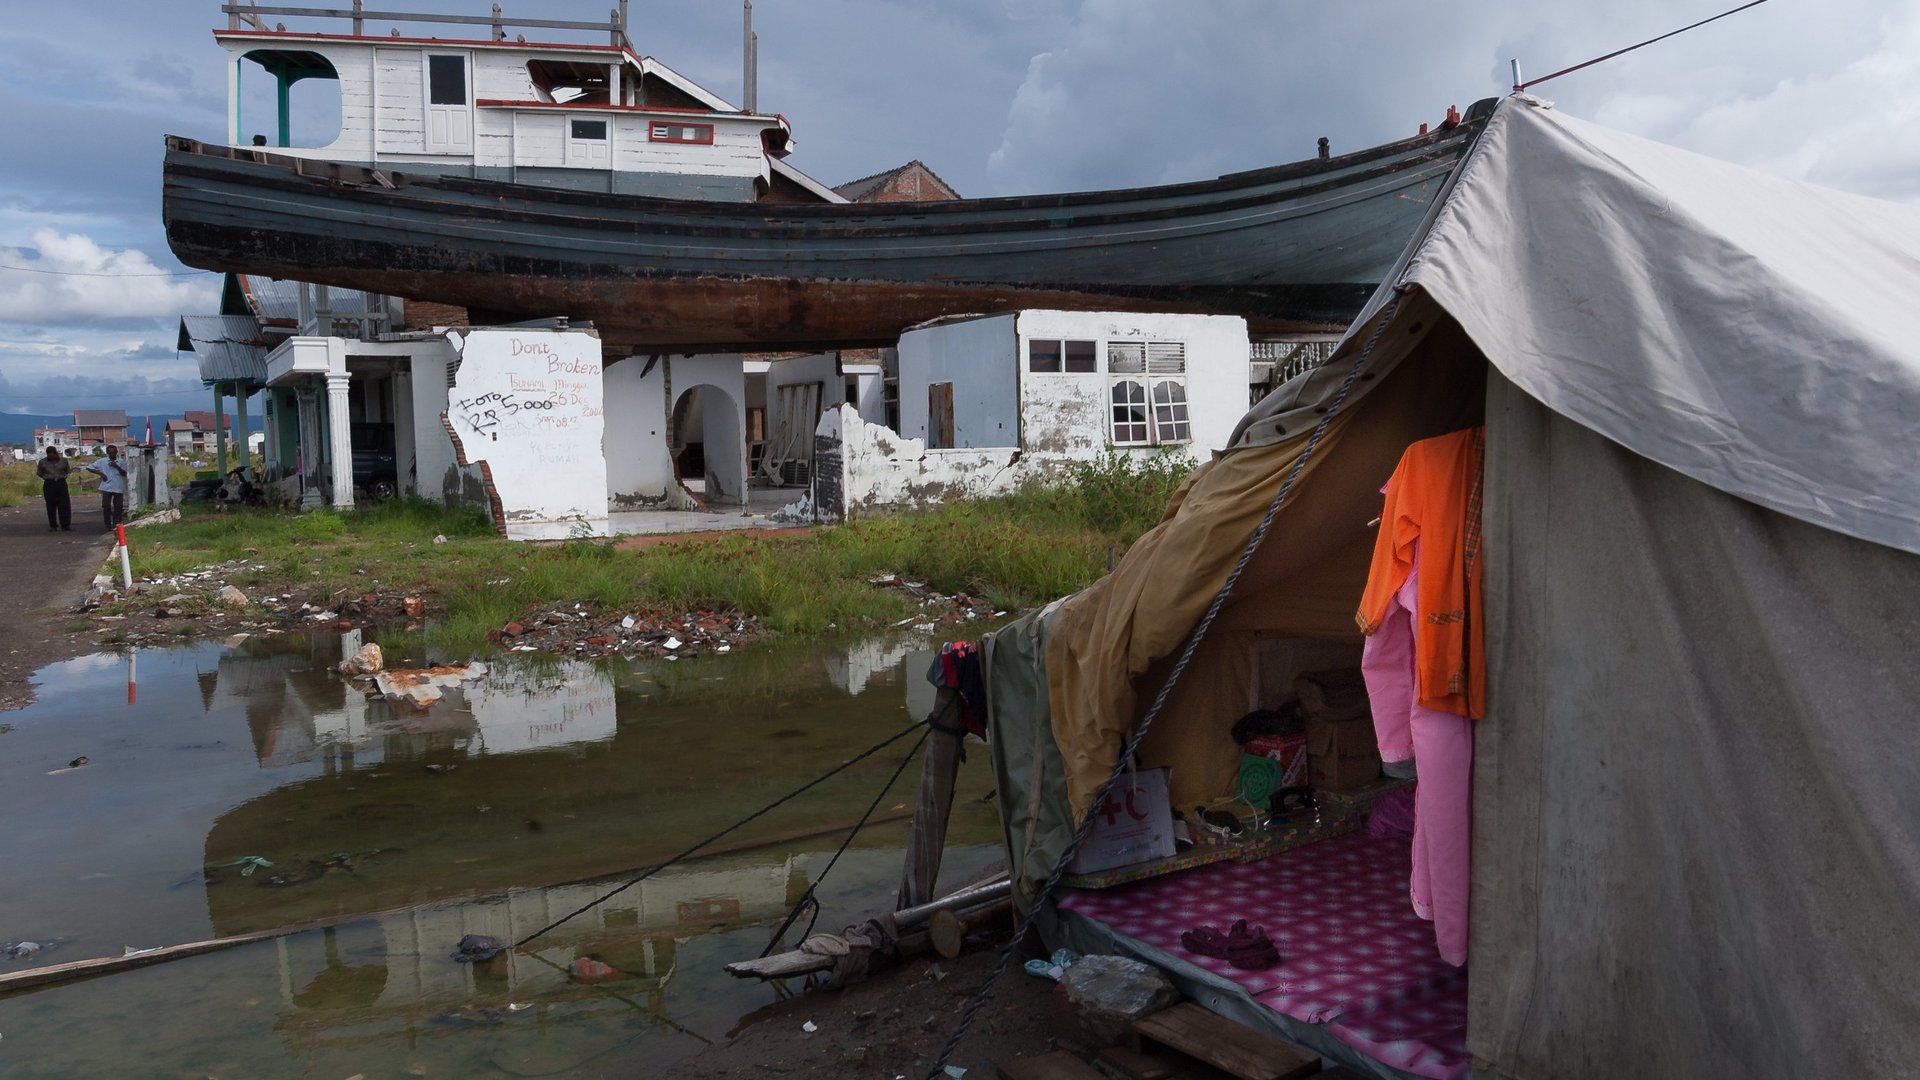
left=162, top=113, right=1486, bottom=350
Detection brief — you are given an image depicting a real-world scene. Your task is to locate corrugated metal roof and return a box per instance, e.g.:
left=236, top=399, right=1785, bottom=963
left=238, top=275, right=380, bottom=323
left=178, top=315, right=272, bottom=386
left=73, top=410, right=128, bottom=427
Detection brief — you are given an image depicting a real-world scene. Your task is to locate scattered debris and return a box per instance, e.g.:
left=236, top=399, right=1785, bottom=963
left=450, top=934, right=507, bottom=963
left=218, top=585, right=250, bottom=610
left=1051, top=954, right=1180, bottom=1047
left=569, top=957, right=619, bottom=982
left=127, top=508, right=180, bottom=528
left=802, top=1020, right=819, bottom=1034
left=490, top=606, right=765, bottom=661
left=1024, top=948, right=1079, bottom=982
left=228, top=856, right=274, bottom=877
left=432, top=534, right=449, bottom=545
left=375, top=663, right=488, bottom=710
left=402, top=595, right=426, bottom=618
left=338, top=642, right=384, bottom=678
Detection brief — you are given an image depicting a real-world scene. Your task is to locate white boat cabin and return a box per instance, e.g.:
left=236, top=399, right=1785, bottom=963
left=215, top=6, right=839, bottom=202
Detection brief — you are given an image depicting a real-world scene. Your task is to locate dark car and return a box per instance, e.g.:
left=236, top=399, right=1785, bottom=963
left=353, top=448, right=398, bottom=500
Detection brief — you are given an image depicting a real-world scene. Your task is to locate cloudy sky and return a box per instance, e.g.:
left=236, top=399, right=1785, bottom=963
left=0, top=0, right=1915, bottom=417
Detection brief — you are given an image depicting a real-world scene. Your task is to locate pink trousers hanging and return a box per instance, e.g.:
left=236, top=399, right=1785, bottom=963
left=1360, top=549, right=1474, bottom=967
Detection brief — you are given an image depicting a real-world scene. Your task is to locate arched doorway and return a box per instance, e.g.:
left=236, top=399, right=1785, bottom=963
left=669, top=384, right=746, bottom=506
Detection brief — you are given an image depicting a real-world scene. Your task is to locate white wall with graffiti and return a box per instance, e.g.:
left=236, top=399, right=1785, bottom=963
left=441, top=328, right=609, bottom=539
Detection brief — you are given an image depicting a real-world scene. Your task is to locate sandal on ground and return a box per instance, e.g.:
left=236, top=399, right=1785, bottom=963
left=1179, top=924, right=1230, bottom=958
left=1223, top=919, right=1280, bottom=970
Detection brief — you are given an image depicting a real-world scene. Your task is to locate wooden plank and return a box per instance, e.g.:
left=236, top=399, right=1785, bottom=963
left=1096, top=1043, right=1182, bottom=1080
left=0, top=927, right=290, bottom=996
left=1131, top=1003, right=1320, bottom=1080
left=998, top=1049, right=1109, bottom=1080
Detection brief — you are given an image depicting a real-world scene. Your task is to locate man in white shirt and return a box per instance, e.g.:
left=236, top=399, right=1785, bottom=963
left=85, top=444, right=129, bottom=530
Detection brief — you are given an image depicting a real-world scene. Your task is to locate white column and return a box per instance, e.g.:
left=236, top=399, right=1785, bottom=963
left=392, top=368, right=416, bottom=497
left=262, top=394, right=280, bottom=478
left=326, top=371, right=355, bottom=509
left=229, top=55, right=242, bottom=146
left=297, top=385, right=323, bottom=509
left=213, top=384, right=230, bottom=474
left=235, top=389, right=251, bottom=471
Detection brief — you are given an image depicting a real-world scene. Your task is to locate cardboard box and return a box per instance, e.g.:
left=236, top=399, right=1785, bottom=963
left=1294, top=668, right=1381, bottom=792
left=1068, top=766, right=1176, bottom=874
left=1305, top=713, right=1382, bottom=791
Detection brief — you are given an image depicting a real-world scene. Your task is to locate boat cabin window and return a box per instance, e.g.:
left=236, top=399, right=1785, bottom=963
left=570, top=119, right=609, bottom=141
left=428, top=55, right=467, bottom=106
left=236, top=49, right=341, bottom=149
left=650, top=122, right=714, bottom=145
left=1027, top=339, right=1097, bottom=374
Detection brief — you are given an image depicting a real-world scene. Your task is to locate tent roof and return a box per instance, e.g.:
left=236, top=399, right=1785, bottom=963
left=1248, top=96, right=1920, bottom=555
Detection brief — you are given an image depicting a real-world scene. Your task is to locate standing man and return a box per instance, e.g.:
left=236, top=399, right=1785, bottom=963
left=36, top=446, right=72, bottom=531
left=86, top=444, right=129, bottom=530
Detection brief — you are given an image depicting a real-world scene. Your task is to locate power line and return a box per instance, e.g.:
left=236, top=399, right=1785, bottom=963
left=0, top=262, right=216, bottom=278
left=1517, top=0, right=1772, bottom=91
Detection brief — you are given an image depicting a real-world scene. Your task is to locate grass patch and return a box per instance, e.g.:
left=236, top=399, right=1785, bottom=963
left=114, top=454, right=1195, bottom=653
left=0, top=461, right=44, bottom=509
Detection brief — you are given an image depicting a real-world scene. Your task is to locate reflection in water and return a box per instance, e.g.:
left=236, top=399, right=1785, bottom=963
left=0, top=630, right=1000, bottom=1079
left=219, top=632, right=619, bottom=770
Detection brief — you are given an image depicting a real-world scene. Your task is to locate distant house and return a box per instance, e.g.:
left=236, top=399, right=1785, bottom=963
left=832, top=160, right=960, bottom=203
left=165, top=410, right=233, bottom=454
left=33, top=427, right=81, bottom=454
left=72, top=410, right=128, bottom=447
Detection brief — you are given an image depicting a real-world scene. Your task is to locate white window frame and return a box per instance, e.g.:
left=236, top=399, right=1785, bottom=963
left=1106, top=341, right=1190, bottom=447
left=1026, top=338, right=1098, bottom=374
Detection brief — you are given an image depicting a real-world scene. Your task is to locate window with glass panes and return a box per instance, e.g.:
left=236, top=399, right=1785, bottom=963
left=1027, top=339, right=1097, bottom=373
left=1107, top=342, right=1189, bottom=446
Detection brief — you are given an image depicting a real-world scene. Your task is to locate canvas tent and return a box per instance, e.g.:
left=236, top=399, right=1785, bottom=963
left=984, top=94, right=1920, bottom=1079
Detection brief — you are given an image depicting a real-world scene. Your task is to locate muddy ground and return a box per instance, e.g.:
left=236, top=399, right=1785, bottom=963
left=667, top=936, right=1059, bottom=1080
left=0, top=501, right=118, bottom=712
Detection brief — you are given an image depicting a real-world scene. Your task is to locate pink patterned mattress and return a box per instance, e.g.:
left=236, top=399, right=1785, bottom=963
left=1057, top=830, right=1469, bottom=1080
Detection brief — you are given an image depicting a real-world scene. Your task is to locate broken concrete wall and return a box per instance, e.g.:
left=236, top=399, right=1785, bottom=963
left=811, top=405, right=1023, bottom=520
left=603, top=353, right=677, bottom=509
left=668, top=354, right=748, bottom=506
left=443, top=328, right=610, bottom=539
left=409, top=346, right=491, bottom=516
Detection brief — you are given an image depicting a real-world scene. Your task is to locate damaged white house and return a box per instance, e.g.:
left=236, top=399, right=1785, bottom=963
left=808, top=311, right=1252, bottom=520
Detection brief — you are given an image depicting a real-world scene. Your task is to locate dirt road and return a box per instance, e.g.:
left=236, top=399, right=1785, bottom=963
left=0, top=500, right=114, bottom=712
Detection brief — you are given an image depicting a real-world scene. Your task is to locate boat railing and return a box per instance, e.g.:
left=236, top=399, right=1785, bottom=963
left=220, top=1, right=632, bottom=49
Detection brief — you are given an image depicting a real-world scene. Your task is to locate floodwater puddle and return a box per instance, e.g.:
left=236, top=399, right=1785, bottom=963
left=0, top=631, right=1001, bottom=1077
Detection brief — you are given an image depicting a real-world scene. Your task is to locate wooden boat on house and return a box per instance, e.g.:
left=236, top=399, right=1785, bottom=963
left=162, top=5, right=1492, bottom=350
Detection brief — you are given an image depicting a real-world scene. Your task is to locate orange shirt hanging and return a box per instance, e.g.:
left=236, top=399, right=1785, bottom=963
left=1356, top=427, right=1486, bottom=719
